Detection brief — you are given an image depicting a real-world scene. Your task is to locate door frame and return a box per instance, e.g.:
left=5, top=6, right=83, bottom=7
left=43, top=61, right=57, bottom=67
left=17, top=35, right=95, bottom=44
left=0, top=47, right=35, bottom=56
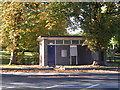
left=70, top=45, right=78, bottom=65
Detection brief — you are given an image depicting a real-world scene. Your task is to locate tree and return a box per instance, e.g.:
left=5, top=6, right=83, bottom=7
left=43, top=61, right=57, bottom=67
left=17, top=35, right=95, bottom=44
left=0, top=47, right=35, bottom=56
left=63, top=2, right=119, bottom=65
left=1, top=2, right=26, bottom=64
left=1, top=2, right=68, bottom=65
left=109, top=25, right=120, bottom=53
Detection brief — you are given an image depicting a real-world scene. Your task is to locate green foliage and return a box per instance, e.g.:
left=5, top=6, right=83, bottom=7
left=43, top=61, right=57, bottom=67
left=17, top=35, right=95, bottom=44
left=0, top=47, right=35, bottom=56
left=64, top=2, right=119, bottom=51
left=1, top=2, right=26, bottom=51
left=1, top=2, right=68, bottom=64
left=1, top=2, right=68, bottom=51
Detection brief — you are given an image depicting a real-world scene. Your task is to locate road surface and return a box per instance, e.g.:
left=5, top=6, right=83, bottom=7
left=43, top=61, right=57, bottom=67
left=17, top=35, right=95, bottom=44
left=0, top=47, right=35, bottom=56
left=1, top=72, right=120, bottom=89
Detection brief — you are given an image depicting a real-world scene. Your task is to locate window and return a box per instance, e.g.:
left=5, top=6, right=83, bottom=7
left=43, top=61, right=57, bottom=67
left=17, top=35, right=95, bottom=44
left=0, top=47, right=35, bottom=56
left=80, top=40, right=84, bottom=44
left=56, top=40, right=63, bottom=44
left=72, top=40, right=79, bottom=44
left=64, top=40, right=71, bottom=44
left=48, top=40, right=55, bottom=45
left=70, top=45, right=77, bottom=56
left=61, top=50, right=67, bottom=57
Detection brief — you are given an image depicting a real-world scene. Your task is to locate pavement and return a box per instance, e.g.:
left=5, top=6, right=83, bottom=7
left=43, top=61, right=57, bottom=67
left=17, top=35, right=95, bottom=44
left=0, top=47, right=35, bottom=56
left=1, top=71, right=120, bottom=76
left=1, top=65, right=119, bottom=71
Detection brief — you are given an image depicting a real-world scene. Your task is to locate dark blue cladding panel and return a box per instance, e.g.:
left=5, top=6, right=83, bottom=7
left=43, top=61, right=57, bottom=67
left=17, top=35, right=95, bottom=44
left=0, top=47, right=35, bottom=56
left=48, top=45, right=55, bottom=66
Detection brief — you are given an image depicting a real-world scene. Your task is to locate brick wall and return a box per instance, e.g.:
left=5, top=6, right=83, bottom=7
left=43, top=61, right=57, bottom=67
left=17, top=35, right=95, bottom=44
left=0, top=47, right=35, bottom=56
left=77, top=45, right=93, bottom=65
left=56, top=45, right=70, bottom=65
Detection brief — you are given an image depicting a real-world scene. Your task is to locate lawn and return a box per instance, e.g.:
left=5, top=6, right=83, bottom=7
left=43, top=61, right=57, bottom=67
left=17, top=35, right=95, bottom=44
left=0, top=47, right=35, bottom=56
left=0, top=51, right=39, bottom=65
left=0, top=51, right=11, bottom=59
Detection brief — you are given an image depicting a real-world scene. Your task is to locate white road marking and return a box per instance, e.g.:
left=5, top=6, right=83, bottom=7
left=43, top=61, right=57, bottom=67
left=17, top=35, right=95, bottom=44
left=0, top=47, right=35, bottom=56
left=46, top=85, right=60, bottom=88
left=46, top=83, right=79, bottom=88
left=86, top=84, right=100, bottom=88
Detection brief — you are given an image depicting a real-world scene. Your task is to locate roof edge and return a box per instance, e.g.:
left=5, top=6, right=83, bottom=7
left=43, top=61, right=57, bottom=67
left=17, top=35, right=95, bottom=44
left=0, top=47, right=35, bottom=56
left=37, top=35, right=84, bottom=41
left=40, top=35, right=83, bottom=37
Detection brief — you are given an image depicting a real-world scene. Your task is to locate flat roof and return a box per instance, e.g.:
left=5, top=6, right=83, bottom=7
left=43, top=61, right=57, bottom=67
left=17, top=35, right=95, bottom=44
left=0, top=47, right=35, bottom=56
left=37, top=35, right=84, bottom=41
left=40, top=35, right=83, bottom=38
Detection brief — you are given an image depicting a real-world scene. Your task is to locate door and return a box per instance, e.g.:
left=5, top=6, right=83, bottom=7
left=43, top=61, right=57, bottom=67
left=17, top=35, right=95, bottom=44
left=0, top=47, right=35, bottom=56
left=70, top=45, right=77, bottom=65
left=71, top=56, right=76, bottom=65
left=48, top=45, right=55, bottom=66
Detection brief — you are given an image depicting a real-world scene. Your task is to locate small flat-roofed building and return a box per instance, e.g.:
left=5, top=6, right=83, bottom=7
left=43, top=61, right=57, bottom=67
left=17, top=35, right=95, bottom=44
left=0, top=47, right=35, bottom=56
left=37, top=36, right=93, bottom=66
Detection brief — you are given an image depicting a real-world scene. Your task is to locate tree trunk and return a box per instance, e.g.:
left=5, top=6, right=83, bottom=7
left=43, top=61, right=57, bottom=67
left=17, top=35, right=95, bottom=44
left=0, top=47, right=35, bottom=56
left=9, top=49, right=18, bottom=65
left=92, top=51, right=99, bottom=65
left=92, top=50, right=107, bottom=66
left=19, top=51, right=25, bottom=64
left=99, top=49, right=107, bottom=65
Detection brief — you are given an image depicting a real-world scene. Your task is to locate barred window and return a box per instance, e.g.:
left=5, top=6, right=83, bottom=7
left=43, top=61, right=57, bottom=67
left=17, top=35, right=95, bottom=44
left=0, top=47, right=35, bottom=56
left=80, top=40, right=84, bottom=44
left=48, top=40, right=55, bottom=45
left=64, top=40, right=71, bottom=44
left=72, top=40, right=79, bottom=44
left=56, top=40, right=63, bottom=44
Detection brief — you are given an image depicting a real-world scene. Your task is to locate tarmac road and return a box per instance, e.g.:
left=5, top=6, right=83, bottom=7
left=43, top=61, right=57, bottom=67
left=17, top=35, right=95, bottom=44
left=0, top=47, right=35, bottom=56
left=1, top=72, right=120, bottom=90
